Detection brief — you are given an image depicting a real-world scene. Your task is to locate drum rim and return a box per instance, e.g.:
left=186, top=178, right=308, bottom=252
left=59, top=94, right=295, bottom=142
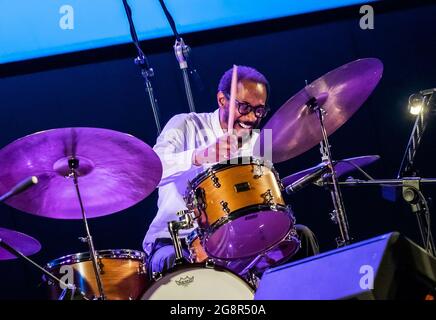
left=203, top=204, right=297, bottom=260
left=140, top=261, right=255, bottom=299
left=188, top=156, right=274, bottom=188
left=45, top=249, right=146, bottom=269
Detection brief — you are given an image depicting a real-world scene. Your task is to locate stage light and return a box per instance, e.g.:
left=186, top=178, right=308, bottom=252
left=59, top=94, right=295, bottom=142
left=408, top=93, right=424, bottom=115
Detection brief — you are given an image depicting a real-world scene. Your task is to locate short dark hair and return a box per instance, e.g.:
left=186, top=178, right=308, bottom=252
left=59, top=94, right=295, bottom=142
left=218, top=65, right=270, bottom=99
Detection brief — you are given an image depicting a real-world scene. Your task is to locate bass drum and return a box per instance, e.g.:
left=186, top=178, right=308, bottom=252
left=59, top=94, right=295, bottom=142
left=141, top=263, right=254, bottom=300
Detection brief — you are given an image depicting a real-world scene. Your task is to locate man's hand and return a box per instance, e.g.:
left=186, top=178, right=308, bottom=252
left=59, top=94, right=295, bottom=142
left=193, top=133, right=239, bottom=166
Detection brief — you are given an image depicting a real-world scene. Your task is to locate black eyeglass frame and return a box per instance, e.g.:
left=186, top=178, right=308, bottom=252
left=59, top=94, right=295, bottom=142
left=224, top=94, right=270, bottom=119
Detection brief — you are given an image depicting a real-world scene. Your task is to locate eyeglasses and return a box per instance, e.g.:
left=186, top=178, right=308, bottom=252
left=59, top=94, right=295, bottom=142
left=225, top=95, right=270, bottom=118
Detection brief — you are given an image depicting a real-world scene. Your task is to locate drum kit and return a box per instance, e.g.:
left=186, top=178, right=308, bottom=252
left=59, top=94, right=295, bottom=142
left=0, top=58, right=392, bottom=300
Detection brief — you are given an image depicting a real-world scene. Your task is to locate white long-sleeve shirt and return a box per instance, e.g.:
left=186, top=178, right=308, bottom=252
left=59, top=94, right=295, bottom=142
left=143, top=108, right=258, bottom=253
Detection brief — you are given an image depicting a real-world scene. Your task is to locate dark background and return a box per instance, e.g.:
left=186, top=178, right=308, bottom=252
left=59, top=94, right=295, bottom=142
left=1, top=1, right=435, bottom=299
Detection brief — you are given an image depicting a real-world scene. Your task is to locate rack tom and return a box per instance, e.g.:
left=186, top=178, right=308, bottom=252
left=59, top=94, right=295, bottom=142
left=185, top=157, right=297, bottom=260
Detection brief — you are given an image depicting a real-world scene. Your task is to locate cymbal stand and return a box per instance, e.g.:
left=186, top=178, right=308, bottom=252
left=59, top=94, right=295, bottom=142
left=68, top=158, right=105, bottom=300
left=307, top=96, right=351, bottom=247
left=0, top=238, right=87, bottom=300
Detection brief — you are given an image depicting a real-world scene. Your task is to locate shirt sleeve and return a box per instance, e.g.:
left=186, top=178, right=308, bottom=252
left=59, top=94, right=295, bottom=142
left=153, top=114, right=197, bottom=186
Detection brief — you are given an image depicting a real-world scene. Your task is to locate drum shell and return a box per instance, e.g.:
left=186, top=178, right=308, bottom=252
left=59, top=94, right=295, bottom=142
left=45, top=249, right=147, bottom=300
left=190, top=161, right=285, bottom=229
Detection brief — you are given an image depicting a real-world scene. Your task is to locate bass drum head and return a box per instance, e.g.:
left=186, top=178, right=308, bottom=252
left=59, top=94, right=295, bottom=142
left=141, top=264, right=254, bottom=300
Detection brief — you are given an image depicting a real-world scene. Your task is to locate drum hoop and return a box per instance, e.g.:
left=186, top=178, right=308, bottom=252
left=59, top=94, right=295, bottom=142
left=46, top=249, right=146, bottom=269
left=189, top=156, right=274, bottom=188
left=143, top=262, right=256, bottom=294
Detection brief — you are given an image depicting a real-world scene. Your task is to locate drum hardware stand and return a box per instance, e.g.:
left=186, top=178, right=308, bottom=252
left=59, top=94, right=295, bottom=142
left=0, top=238, right=87, bottom=300
left=306, top=95, right=351, bottom=247
left=168, top=210, right=195, bottom=264
left=122, top=0, right=162, bottom=134
left=330, top=177, right=436, bottom=257
left=67, top=158, right=106, bottom=300
left=157, top=0, right=197, bottom=113
left=0, top=176, right=86, bottom=299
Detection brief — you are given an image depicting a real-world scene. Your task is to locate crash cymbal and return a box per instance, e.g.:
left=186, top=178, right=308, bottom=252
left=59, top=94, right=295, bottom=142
left=0, top=128, right=162, bottom=219
left=0, top=228, right=41, bottom=260
left=255, top=58, right=383, bottom=163
left=282, top=155, right=380, bottom=187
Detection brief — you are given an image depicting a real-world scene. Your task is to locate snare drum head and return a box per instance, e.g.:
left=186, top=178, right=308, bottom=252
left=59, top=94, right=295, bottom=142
left=141, top=264, right=254, bottom=300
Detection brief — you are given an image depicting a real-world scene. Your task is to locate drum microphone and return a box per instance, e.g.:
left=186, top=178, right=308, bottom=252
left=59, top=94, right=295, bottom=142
left=0, top=176, right=38, bottom=202
left=285, top=165, right=330, bottom=194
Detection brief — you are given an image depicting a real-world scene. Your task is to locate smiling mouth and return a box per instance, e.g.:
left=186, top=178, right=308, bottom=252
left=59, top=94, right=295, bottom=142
left=236, top=120, right=253, bottom=129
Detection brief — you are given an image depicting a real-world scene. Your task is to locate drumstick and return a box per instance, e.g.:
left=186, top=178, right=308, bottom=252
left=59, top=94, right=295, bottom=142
left=227, top=65, right=238, bottom=134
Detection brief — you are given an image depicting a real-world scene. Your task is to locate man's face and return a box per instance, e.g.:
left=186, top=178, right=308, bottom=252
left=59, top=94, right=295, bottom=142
left=218, top=79, right=268, bottom=136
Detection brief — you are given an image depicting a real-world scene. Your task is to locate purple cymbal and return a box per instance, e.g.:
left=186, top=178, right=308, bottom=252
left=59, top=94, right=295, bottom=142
left=0, top=228, right=41, bottom=260
left=0, top=128, right=162, bottom=219
left=255, top=58, right=383, bottom=163
left=282, top=155, right=380, bottom=187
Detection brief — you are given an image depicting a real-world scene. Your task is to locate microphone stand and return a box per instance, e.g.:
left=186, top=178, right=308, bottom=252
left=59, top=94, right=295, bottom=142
left=122, top=0, right=162, bottom=134
left=324, top=177, right=436, bottom=257
left=158, top=0, right=197, bottom=113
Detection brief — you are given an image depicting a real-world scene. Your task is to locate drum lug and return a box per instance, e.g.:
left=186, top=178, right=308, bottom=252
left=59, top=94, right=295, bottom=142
left=272, top=167, right=285, bottom=190
left=152, top=272, right=163, bottom=281
left=138, top=262, right=147, bottom=275
left=205, top=259, right=216, bottom=269
left=262, top=189, right=276, bottom=208
left=252, top=160, right=264, bottom=179
left=220, top=201, right=231, bottom=214
left=184, top=181, right=195, bottom=210
left=209, top=170, right=221, bottom=188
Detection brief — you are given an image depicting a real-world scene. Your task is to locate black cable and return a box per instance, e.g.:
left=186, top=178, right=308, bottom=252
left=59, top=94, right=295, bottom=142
left=122, top=0, right=150, bottom=69
left=158, top=0, right=181, bottom=40
left=404, top=184, right=436, bottom=256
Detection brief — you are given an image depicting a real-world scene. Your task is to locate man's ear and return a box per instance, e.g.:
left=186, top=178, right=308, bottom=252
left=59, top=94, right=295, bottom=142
left=217, top=91, right=227, bottom=109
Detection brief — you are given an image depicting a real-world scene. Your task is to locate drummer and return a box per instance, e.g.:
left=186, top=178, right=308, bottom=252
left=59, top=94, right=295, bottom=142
left=143, top=65, right=318, bottom=275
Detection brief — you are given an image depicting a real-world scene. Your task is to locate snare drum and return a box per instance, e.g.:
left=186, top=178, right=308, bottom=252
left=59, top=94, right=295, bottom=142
left=185, top=157, right=297, bottom=260
left=140, top=263, right=254, bottom=300
left=45, top=249, right=147, bottom=300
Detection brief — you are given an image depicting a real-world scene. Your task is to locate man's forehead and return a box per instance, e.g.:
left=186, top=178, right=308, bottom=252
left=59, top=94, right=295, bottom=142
left=237, top=79, right=267, bottom=97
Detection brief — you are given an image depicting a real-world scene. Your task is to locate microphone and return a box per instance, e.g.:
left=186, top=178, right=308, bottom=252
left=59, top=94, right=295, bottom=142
left=285, top=165, right=330, bottom=194
left=0, top=176, right=38, bottom=202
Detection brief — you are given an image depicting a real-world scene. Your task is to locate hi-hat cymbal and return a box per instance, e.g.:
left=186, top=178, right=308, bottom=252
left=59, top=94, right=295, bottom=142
left=255, top=58, right=383, bottom=163
left=0, top=228, right=41, bottom=260
left=282, top=155, right=380, bottom=187
left=0, top=128, right=162, bottom=219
